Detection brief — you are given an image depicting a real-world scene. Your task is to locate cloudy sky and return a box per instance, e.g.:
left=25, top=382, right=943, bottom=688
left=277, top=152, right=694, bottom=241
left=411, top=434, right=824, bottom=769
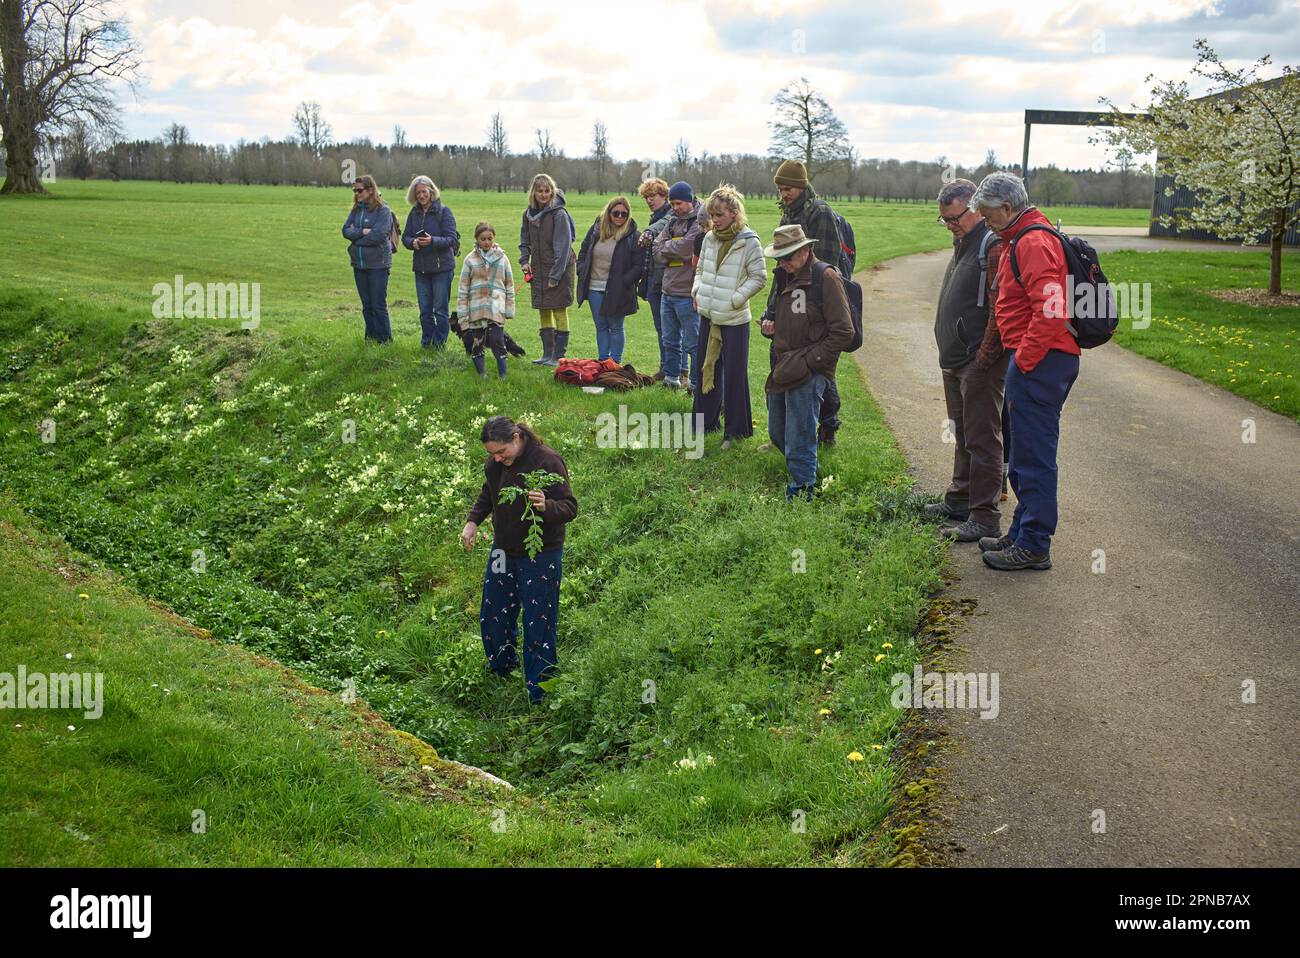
left=112, top=0, right=1300, bottom=170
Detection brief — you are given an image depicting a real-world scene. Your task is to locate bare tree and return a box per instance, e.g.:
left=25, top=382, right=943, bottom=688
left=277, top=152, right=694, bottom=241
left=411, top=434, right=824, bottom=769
left=591, top=119, right=609, bottom=193
left=671, top=138, right=691, bottom=179
left=292, top=101, right=332, bottom=159
left=164, top=121, right=190, bottom=183
left=534, top=127, right=557, bottom=172
left=768, top=77, right=849, bottom=180
left=0, top=0, right=141, bottom=193
left=58, top=115, right=95, bottom=178
left=485, top=111, right=509, bottom=191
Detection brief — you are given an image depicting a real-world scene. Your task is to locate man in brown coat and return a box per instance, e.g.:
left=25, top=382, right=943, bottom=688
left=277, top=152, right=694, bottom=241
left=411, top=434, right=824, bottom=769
left=761, top=225, right=855, bottom=500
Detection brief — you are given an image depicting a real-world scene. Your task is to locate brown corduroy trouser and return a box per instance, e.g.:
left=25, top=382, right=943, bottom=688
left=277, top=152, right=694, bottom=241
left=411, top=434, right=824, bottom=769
left=941, top=352, right=1009, bottom=529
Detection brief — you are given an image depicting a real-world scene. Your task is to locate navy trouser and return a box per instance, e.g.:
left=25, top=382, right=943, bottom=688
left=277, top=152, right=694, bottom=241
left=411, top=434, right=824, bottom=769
left=1004, top=349, right=1079, bottom=555
left=414, top=269, right=452, bottom=348
left=693, top=318, right=753, bottom=439
left=479, top=546, right=562, bottom=703
left=353, top=267, right=392, bottom=342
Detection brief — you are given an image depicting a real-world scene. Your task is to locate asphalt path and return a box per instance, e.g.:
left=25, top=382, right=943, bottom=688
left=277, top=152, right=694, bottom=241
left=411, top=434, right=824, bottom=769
left=851, top=245, right=1300, bottom=866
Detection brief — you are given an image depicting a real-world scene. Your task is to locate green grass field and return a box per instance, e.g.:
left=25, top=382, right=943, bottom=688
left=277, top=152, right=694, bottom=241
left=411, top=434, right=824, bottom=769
left=0, top=179, right=955, bottom=866
left=1106, top=251, right=1300, bottom=421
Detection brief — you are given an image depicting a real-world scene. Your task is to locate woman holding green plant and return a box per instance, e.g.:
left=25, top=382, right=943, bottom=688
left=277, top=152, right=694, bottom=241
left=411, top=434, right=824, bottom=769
left=461, top=416, right=577, bottom=704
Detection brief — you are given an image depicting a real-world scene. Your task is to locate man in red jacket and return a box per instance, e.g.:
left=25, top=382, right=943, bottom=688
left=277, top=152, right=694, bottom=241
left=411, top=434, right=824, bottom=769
left=969, top=172, right=1080, bottom=571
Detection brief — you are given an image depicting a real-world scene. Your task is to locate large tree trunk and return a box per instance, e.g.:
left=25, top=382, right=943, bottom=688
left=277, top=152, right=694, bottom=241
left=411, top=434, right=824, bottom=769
left=0, top=113, right=46, bottom=194
left=1269, top=211, right=1284, bottom=296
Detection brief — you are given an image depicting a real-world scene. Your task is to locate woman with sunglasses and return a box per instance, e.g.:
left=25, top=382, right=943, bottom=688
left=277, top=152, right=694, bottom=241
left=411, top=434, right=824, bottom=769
left=575, top=196, right=642, bottom=363
left=341, top=175, right=396, bottom=343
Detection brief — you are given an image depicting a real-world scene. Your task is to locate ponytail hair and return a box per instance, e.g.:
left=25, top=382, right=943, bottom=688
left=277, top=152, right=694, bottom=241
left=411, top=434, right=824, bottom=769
left=481, top=415, right=543, bottom=446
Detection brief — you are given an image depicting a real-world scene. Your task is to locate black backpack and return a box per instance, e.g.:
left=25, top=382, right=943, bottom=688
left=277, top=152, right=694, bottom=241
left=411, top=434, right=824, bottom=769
left=1007, top=224, right=1118, bottom=349
left=831, top=210, right=856, bottom=276
left=810, top=260, right=863, bottom=353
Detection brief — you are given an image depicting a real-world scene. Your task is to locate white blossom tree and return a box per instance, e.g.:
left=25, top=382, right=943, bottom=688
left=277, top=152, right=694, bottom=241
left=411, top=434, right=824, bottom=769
left=1098, top=40, right=1298, bottom=295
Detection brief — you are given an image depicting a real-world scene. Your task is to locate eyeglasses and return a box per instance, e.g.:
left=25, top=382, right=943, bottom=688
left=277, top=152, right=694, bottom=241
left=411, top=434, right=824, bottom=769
left=610, top=210, right=628, bottom=219
left=937, top=207, right=969, bottom=225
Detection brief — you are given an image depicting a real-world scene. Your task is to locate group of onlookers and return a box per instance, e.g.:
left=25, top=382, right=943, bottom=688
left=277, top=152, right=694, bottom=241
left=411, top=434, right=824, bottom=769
left=341, top=161, right=860, bottom=498
left=342, top=164, right=1084, bottom=705
left=928, top=171, right=1079, bottom=571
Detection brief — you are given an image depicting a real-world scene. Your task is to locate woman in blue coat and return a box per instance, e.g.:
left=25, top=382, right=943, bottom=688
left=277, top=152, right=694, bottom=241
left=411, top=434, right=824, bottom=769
left=401, top=176, right=460, bottom=349
left=341, top=175, right=395, bottom=343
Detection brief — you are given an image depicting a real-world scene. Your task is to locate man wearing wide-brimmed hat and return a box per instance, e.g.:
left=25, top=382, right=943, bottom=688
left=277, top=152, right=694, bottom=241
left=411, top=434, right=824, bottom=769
left=760, top=224, right=855, bottom=501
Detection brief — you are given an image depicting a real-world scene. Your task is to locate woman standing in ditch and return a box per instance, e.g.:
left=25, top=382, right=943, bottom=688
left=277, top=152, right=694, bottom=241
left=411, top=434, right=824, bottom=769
left=460, top=416, right=578, bottom=704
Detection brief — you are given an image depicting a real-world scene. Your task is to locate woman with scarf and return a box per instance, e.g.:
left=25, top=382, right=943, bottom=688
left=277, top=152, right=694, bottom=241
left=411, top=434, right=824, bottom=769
left=690, top=185, right=767, bottom=447
left=519, top=173, right=577, bottom=367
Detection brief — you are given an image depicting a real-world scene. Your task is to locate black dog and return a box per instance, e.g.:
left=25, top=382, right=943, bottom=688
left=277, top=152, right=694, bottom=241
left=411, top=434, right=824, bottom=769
left=449, top=312, right=527, bottom=357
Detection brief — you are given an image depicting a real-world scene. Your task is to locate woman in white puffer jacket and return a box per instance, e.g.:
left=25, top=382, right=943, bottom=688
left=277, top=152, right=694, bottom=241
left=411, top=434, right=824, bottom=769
left=691, top=185, right=767, bottom=447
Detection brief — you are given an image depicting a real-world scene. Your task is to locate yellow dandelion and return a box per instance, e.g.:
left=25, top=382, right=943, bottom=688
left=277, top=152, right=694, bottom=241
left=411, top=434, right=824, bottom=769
left=847, top=751, right=865, bottom=762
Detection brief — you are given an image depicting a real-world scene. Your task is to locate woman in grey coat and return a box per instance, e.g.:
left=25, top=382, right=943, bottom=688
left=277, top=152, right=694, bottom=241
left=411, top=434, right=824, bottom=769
left=519, top=173, right=577, bottom=366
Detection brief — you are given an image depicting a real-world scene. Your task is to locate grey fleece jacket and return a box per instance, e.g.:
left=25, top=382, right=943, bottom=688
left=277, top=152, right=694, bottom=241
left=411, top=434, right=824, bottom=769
left=518, top=192, right=576, bottom=286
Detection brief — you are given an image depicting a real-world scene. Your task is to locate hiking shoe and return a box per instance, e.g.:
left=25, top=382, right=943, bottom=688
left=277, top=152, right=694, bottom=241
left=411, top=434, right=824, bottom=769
left=941, top=519, right=999, bottom=543
left=982, top=545, right=1052, bottom=571
left=923, top=501, right=969, bottom=522
left=978, top=533, right=1014, bottom=552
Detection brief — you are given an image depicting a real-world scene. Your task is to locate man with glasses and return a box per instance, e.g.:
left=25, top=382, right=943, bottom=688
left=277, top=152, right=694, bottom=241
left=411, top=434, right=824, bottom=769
left=924, top=178, right=1008, bottom=544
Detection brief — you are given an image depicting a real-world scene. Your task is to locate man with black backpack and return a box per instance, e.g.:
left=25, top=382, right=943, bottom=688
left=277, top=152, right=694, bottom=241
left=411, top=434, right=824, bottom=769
left=970, top=172, right=1085, bottom=572
left=926, top=178, right=1009, bottom=545
left=761, top=160, right=856, bottom=446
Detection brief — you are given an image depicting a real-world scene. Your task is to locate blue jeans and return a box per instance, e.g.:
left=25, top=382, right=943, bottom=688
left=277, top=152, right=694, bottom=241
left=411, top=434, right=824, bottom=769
left=588, top=289, right=626, bottom=362
left=1004, top=349, right=1079, bottom=554
left=414, top=270, right=452, bottom=348
left=353, top=267, right=391, bottom=343
left=479, top=547, right=563, bottom=703
left=767, top=373, right=827, bottom=498
left=660, top=293, right=700, bottom=385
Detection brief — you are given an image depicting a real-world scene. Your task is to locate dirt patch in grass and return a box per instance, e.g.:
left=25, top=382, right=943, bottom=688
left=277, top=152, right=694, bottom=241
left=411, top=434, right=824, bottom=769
left=1208, top=288, right=1300, bottom=308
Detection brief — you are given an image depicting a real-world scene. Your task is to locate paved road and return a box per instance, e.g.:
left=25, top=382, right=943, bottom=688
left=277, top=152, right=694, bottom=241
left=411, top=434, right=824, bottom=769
left=853, top=249, right=1300, bottom=866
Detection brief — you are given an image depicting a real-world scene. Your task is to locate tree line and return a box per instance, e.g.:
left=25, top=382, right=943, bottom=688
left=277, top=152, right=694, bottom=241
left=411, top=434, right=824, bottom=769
left=10, top=121, right=1155, bottom=208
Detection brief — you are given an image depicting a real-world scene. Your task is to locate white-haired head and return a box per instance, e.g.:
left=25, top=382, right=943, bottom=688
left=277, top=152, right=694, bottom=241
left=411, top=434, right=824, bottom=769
left=970, top=172, right=1029, bottom=213
left=406, top=175, right=439, bottom=207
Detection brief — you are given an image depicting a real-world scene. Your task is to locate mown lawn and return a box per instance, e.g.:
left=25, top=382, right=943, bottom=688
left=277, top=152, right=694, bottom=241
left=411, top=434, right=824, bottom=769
left=1, top=180, right=953, bottom=865
left=1106, top=251, right=1300, bottom=422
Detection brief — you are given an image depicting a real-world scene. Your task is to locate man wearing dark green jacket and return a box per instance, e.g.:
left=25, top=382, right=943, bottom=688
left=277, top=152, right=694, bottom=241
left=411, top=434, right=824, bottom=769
left=760, top=160, right=847, bottom=446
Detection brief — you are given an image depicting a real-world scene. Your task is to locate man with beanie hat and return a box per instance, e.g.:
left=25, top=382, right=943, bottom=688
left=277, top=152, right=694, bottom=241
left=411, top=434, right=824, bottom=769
left=653, top=181, right=706, bottom=391
left=762, top=159, right=849, bottom=446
